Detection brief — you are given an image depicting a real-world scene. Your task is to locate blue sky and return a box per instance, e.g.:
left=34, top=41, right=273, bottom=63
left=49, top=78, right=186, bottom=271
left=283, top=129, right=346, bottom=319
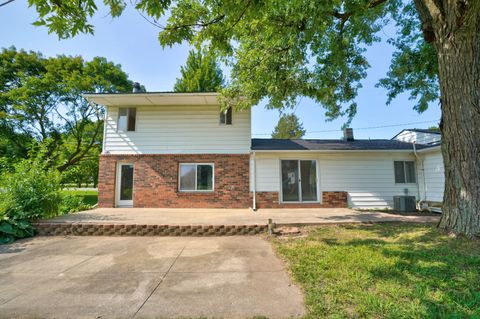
left=0, top=1, right=441, bottom=139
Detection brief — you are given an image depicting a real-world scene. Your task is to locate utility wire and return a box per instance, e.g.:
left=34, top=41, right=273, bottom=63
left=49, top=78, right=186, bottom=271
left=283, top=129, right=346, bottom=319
left=252, top=119, right=440, bottom=136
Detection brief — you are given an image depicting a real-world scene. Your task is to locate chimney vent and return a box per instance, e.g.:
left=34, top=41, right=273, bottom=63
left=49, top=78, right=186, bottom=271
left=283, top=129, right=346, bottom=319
left=132, top=82, right=143, bottom=93
left=343, top=128, right=354, bottom=141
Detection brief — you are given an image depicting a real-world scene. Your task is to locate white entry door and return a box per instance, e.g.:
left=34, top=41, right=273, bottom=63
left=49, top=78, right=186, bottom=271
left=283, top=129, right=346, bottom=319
left=116, top=163, right=134, bottom=207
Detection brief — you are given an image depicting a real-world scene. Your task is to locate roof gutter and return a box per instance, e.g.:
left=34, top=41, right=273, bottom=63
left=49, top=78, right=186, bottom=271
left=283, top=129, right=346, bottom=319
left=251, top=149, right=416, bottom=153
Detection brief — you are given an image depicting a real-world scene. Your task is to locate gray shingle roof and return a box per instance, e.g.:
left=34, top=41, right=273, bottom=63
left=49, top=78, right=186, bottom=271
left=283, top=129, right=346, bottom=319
left=251, top=138, right=434, bottom=151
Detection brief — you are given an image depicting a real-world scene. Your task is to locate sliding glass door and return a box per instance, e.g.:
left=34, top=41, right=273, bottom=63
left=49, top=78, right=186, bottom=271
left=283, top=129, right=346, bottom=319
left=281, top=160, right=318, bottom=202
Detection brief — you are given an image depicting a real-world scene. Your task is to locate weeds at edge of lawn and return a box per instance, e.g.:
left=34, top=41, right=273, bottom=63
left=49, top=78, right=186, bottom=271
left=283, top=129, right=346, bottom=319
left=61, top=189, right=98, bottom=207
left=272, top=223, right=480, bottom=319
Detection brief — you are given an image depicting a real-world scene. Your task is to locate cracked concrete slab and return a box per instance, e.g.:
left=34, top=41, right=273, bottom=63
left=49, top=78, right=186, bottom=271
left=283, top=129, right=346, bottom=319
left=0, top=236, right=305, bottom=318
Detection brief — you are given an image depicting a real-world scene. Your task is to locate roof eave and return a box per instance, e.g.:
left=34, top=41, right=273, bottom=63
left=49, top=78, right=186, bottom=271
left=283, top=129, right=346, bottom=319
left=250, top=149, right=415, bottom=153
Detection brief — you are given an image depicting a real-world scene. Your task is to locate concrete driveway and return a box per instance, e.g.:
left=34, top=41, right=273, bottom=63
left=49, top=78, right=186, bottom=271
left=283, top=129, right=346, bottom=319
left=0, top=236, right=305, bottom=319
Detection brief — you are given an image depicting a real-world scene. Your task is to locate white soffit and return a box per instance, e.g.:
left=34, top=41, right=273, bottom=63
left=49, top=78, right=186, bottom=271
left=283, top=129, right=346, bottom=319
left=83, top=93, right=219, bottom=106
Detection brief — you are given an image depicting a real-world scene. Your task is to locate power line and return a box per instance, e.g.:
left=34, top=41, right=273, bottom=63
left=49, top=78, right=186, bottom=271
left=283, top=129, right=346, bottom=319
left=252, top=119, right=440, bottom=136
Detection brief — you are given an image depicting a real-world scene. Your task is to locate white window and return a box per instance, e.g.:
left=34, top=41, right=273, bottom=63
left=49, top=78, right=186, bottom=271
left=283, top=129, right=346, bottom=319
left=394, top=161, right=416, bottom=183
left=117, top=107, right=136, bottom=132
left=179, top=163, right=214, bottom=191
left=220, top=107, right=232, bottom=125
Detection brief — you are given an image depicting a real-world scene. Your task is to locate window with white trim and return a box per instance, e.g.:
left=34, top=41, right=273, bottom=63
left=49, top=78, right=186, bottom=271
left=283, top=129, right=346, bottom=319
left=219, top=107, right=232, bottom=125
left=394, top=161, right=416, bottom=183
left=117, top=107, right=136, bottom=132
left=179, top=163, right=214, bottom=191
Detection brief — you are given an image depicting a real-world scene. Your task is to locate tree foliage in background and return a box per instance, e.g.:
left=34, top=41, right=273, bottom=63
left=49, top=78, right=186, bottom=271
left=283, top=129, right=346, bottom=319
left=271, top=114, right=306, bottom=139
left=174, top=48, right=224, bottom=92
left=13, top=0, right=480, bottom=236
left=0, top=47, right=132, bottom=178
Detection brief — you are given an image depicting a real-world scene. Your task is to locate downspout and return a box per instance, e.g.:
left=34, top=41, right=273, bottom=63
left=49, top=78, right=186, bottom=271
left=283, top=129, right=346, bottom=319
left=412, top=142, right=425, bottom=203
left=252, top=151, right=257, bottom=211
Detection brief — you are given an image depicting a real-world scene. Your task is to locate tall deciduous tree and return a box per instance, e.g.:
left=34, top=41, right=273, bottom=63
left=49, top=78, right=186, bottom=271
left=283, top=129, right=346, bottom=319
left=18, top=1, right=480, bottom=237
left=0, top=47, right=133, bottom=172
left=272, top=114, right=306, bottom=139
left=174, top=49, right=224, bottom=92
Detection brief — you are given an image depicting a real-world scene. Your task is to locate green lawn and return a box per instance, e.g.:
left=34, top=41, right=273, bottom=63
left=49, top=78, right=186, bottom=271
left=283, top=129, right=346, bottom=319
left=61, top=189, right=98, bottom=206
left=273, top=224, right=480, bottom=319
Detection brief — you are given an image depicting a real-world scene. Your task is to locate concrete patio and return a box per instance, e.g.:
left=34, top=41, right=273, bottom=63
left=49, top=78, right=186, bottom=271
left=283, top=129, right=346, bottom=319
left=41, top=207, right=439, bottom=226
left=0, top=236, right=305, bottom=318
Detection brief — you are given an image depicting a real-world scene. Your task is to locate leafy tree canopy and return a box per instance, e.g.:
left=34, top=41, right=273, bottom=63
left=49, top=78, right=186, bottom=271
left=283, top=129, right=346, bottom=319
left=271, top=113, right=306, bottom=139
left=174, top=48, right=224, bottom=92
left=23, top=0, right=438, bottom=123
left=0, top=46, right=133, bottom=172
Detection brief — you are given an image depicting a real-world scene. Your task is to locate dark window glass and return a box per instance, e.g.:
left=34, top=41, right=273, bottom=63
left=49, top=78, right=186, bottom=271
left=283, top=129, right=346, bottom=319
left=300, top=160, right=317, bottom=201
left=394, top=161, right=406, bottom=183
left=281, top=160, right=299, bottom=202
left=120, top=164, right=134, bottom=200
left=197, top=165, right=213, bottom=190
left=394, top=161, right=416, bottom=183
left=405, top=161, right=416, bottom=183
left=127, top=108, right=136, bottom=131
left=220, top=107, right=232, bottom=125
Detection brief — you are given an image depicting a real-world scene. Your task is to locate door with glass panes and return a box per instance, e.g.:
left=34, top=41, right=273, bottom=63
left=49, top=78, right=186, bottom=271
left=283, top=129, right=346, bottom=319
left=116, top=163, right=134, bottom=207
left=281, top=160, right=318, bottom=202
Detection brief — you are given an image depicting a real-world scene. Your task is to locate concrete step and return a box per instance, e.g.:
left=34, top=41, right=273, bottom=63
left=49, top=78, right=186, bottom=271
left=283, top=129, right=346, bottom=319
left=34, top=222, right=267, bottom=236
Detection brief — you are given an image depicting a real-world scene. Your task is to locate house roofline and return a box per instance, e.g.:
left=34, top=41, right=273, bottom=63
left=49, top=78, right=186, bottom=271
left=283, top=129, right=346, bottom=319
left=250, top=149, right=415, bottom=153
left=83, top=92, right=221, bottom=106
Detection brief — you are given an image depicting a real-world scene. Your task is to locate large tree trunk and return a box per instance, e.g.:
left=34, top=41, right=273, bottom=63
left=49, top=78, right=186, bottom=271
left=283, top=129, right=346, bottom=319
left=415, top=0, right=480, bottom=237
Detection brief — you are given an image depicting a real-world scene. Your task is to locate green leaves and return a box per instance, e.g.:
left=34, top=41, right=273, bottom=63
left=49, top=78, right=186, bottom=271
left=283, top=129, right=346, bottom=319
left=24, top=0, right=440, bottom=122
left=173, top=48, right=224, bottom=93
left=271, top=113, right=306, bottom=139
left=0, top=47, right=133, bottom=173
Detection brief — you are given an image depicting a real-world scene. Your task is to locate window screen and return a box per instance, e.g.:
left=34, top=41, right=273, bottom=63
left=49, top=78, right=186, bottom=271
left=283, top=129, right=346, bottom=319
left=394, top=161, right=416, bottom=183
left=117, top=107, right=136, bottom=131
left=220, top=107, right=232, bottom=125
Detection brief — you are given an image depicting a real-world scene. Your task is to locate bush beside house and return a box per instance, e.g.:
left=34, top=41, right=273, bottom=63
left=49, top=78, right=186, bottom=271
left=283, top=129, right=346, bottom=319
left=0, top=159, right=94, bottom=244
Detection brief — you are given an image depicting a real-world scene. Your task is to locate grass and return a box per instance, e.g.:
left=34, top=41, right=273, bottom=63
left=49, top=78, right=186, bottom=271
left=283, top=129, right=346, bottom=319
left=61, top=189, right=98, bottom=206
left=273, top=224, right=480, bottom=319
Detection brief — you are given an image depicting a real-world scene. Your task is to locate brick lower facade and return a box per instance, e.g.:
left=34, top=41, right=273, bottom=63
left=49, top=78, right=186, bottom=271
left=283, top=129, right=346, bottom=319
left=98, top=154, right=251, bottom=208
left=98, top=154, right=348, bottom=209
left=253, top=191, right=348, bottom=208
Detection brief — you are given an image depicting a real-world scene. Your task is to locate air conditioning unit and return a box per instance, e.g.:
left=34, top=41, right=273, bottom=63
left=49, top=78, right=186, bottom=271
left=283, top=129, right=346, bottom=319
left=393, top=196, right=416, bottom=212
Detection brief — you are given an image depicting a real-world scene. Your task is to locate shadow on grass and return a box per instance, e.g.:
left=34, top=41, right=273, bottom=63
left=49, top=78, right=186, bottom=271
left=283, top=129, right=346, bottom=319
left=279, top=224, right=480, bottom=318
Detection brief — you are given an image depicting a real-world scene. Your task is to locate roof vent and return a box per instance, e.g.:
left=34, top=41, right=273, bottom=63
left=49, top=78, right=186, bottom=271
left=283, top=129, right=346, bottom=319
left=132, top=82, right=143, bottom=93
left=343, top=128, right=354, bottom=141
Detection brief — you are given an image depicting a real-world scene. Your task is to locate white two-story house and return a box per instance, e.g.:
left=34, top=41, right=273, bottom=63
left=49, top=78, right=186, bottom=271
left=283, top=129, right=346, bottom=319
left=84, top=92, right=444, bottom=210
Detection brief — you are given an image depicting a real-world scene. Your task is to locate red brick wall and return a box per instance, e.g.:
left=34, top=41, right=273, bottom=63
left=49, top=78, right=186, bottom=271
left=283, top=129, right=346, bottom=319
left=98, top=154, right=251, bottom=208
left=253, top=191, right=348, bottom=208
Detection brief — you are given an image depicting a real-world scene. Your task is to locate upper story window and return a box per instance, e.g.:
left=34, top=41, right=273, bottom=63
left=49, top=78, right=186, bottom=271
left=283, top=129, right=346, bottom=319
left=394, top=161, right=416, bottom=183
left=220, top=107, right=232, bottom=125
left=118, top=107, right=136, bottom=132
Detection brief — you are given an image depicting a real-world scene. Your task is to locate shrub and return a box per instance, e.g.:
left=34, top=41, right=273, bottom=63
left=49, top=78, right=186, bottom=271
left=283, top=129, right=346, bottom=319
left=0, top=159, right=62, bottom=243
left=60, top=194, right=92, bottom=214
left=1, top=160, right=62, bottom=220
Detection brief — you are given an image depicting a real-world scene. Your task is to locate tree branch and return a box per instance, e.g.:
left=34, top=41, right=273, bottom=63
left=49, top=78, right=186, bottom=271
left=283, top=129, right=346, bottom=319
left=332, top=0, right=390, bottom=21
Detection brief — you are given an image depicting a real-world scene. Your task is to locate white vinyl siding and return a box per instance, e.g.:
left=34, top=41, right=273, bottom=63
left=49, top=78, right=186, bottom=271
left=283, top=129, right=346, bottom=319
left=104, top=105, right=251, bottom=154
left=393, top=130, right=441, bottom=145
left=418, top=150, right=444, bottom=202
left=251, top=152, right=419, bottom=209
